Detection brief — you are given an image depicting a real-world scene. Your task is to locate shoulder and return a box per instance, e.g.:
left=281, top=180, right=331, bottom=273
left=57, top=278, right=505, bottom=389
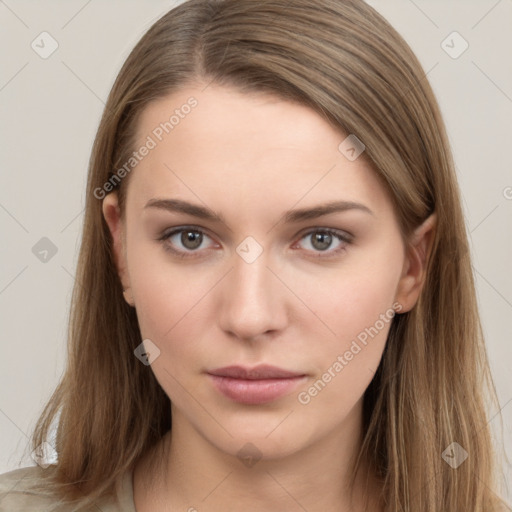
left=0, top=465, right=135, bottom=512
left=0, top=465, right=59, bottom=511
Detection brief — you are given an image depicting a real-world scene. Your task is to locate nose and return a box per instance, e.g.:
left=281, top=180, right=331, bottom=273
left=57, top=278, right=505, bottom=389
left=216, top=249, right=288, bottom=342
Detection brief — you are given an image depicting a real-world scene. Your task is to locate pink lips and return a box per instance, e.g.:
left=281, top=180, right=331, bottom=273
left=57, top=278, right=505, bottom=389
left=207, top=365, right=306, bottom=405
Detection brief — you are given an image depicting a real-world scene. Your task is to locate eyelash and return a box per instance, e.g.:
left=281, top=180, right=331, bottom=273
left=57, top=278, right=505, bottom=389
left=157, top=225, right=352, bottom=260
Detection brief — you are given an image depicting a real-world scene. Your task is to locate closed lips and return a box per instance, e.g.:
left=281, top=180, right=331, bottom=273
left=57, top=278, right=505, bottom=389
left=207, top=365, right=305, bottom=380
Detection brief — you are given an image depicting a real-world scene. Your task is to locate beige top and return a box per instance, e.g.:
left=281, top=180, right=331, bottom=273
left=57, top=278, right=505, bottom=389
left=0, top=465, right=137, bottom=511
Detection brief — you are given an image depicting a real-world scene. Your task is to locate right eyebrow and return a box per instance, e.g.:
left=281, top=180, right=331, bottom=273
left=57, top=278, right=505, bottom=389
left=144, top=198, right=226, bottom=223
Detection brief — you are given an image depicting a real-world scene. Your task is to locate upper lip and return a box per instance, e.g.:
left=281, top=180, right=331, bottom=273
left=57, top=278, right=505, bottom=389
left=207, top=365, right=305, bottom=380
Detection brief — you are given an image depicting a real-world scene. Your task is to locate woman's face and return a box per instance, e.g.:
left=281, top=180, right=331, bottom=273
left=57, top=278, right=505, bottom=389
left=103, top=83, right=429, bottom=461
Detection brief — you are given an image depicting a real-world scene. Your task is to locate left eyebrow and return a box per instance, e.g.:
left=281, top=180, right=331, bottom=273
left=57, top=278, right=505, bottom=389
left=143, top=198, right=374, bottom=225
left=283, top=200, right=374, bottom=223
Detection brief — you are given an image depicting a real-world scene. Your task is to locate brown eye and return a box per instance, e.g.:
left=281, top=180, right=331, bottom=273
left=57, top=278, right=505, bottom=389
left=158, top=226, right=216, bottom=257
left=311, top=231, right=333, bottom=251
left=295, top=229, right=352, bottom=257
left=180, top=230, right=203, bottom=250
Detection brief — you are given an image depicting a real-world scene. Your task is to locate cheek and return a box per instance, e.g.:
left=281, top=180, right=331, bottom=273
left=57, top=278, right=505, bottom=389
left=307, top=248, right=401, bottom=347
left=127, top=223, right=203, bottom=326
left=126, top=237, right=225, bottom=381
left=129, top=262, right=213, bottom=404
left=132, top=266, right=213, bottom=358
left=297, top=284, right=397, bottom=415
left=298, top=252, right=401, bottom=403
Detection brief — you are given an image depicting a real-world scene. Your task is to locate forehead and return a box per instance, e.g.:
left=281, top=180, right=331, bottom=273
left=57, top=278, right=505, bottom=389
left=126, top=84, right=392, bottom=220
left=135, top=83, right=344, bottom=158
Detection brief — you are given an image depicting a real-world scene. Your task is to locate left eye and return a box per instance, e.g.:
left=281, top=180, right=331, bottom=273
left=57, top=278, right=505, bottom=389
left=294, top=229, right=351, bottom=255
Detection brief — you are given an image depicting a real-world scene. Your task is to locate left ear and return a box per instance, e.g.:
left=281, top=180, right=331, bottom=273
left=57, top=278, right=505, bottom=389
left=394, top=212, right=437, bottom=313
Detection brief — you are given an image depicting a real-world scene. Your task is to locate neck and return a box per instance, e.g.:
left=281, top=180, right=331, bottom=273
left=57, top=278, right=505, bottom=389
left=134, top=401, right=382, bottom=512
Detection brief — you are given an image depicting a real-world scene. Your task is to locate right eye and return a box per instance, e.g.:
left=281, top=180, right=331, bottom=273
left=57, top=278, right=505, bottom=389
left=158, top=226, right=218, bottom=258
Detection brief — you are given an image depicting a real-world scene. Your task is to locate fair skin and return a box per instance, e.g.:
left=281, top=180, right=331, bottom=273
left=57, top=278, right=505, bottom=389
left=103, top=83, right=435, bottom=512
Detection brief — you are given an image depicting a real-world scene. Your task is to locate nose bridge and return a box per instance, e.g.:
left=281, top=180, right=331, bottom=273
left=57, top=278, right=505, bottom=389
left=217, top=242, right=286, bottom=339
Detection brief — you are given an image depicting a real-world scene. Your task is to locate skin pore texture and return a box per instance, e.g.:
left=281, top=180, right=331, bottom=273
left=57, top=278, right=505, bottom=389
left=102, top=83, right=436, bottom=512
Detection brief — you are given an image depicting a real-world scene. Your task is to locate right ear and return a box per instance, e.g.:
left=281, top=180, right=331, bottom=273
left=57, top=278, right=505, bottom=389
left=102, top=192, right=134, bottom=307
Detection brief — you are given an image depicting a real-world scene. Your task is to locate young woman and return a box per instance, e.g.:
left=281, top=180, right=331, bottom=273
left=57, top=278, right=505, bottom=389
left=0, top=0, right=509, bottom=511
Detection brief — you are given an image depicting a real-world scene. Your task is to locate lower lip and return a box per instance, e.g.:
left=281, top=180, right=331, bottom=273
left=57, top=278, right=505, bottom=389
left=208, top=374, right=306, bottom=405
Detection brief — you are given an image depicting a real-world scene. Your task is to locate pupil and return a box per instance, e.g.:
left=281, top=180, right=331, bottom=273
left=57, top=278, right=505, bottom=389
left=312, top=232, right=331, bottom=251
left=182, top=231, right=202, bottom=249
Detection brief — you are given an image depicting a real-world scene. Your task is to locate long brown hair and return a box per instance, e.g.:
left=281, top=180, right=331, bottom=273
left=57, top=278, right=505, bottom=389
left=25, top=0, right=508, bottom=510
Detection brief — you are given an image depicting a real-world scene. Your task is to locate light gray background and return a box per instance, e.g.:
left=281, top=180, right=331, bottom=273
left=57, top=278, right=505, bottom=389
left=1, top=0, right=511, bottom=503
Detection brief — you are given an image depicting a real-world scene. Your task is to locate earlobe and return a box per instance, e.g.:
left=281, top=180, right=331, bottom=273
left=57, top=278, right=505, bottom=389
left=394, top=212, right=437, bottom=313
left=102, top=193, right=134, bottom=307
